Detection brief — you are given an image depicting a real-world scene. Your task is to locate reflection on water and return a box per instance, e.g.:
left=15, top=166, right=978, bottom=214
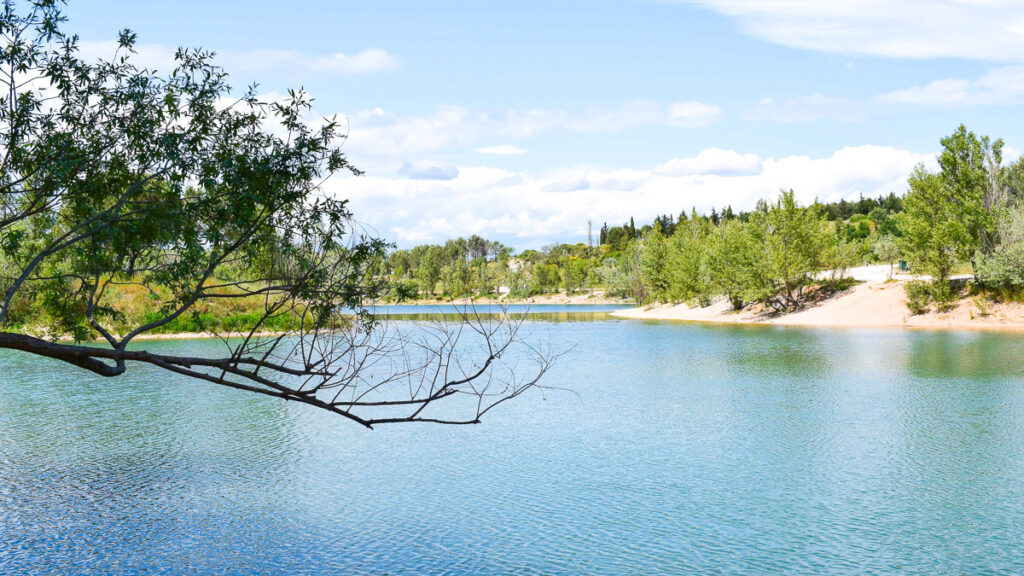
left=4, top=315, right=1024, bottom=574
left=358, top=303, right=633, bottom=323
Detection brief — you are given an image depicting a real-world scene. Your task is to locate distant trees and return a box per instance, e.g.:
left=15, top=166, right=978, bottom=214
left=385, top=124, right=1024, bottom=317
left=632, top=190, right=836, bottom=312
left=387, top=187, right=895, bottom=310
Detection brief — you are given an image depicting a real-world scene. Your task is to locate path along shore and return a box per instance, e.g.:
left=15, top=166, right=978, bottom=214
left=612, top=265, right=1024, bottom=331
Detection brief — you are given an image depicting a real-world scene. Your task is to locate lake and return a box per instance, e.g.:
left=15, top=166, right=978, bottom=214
left=3, top=309, right=1024, bottom=574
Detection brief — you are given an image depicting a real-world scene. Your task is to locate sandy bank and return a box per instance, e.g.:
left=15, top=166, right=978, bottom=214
left=612, top=278, right=1024, bottom=332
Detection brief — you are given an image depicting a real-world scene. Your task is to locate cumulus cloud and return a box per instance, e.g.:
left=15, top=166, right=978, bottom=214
left=329, top=145, right=934, bottom=247
left=655, top=148, right=763, bottom=176
left=672, top=0, right=1024, bottom=61
left=77, top=42, right=400, bottom=77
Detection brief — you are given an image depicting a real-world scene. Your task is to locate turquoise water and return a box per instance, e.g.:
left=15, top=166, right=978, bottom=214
left=3, top=311, right=1024, bottom=574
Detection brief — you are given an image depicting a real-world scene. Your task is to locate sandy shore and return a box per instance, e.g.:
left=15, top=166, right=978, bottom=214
left=612, top=273, right=1024, bottom=332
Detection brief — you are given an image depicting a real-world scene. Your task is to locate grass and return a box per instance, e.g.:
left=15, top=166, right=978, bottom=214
left=10, top=277, right=312, bottom=339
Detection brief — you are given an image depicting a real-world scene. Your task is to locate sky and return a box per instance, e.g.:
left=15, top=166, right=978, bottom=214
left=69, top=0, right=1024, bottom=248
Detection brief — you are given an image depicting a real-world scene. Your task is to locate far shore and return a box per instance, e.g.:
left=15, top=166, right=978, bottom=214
left=612, top=266, right=1024, bottom=332
left=398, top=290, right=633, bottom=307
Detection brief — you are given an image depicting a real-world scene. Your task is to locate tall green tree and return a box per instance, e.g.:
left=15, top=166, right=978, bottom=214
left=707, top=219, right=758, bottom=310
left=639, top=229, right=670, bottom=301
left=745, top=190, right=831, bottom=312
left=667, top=217, right=712, bottom=305
left=897, top=166, right=967, bottom=283
left=936, top=124, right=1004, bottom=267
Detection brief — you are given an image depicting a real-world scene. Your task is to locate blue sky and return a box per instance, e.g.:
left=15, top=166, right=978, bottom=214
left=70, top=0, right=1024, bottom=247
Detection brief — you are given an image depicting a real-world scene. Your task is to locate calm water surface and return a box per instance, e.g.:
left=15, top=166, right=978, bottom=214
left=3, top=309, right=1024, bottom=574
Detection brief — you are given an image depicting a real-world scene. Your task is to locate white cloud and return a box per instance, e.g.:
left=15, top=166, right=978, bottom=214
left=751, top=66, right=1024, bottom=122
left=77, top=42, right=400, bottom=77
left=221, top=48, right=400, bottom=77
left=877, top=66, right=1024, bottom=106
left=667, top=101, right=724, bottom=127
left=542, top=175, right=591, bottom=192
left=674, top=0, right=1024, bottom=61
left=475, top=145, right=528, bottom=155
left=329, top=145, right=934, bottom=247
left=341, top=101, right=724, bottom=168
left=655, top=148, right=763, bottom=176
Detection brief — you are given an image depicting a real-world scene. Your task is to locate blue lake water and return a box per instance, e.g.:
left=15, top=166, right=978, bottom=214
left=3, top=309, right=1024, bottom=574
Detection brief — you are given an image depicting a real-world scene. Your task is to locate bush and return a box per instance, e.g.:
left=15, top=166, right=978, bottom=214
left=904, top=279, right=959, bottom=314
left=976, top=244, right=1024, bottom=300
left=929, top=279, right=958, bottom=312
left=904, top=280, right=931, bottom=315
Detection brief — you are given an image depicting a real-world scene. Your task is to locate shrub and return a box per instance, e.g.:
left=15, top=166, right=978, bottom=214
left=904, top=280, right=931, bottom=315
left=976, top=244, right=1024, bottom=300
left=972, top=296, right=991, bottom=318
left=929, top=280, right=958, bottom=313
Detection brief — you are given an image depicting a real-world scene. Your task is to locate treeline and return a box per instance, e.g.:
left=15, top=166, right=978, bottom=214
left=388, top=125, right=1024, bottom=314
left=597, top=192, right=902, bottom=252
left=387, top=236, right=514, bottom=299
left=384, top=192, right=902, bottom=305
left=386, top=198, right=905, bottom=307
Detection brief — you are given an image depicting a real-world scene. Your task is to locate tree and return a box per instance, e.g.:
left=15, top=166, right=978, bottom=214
left=639, top=230, right=670, bottom=301
left=936, top=124, right=1003, bottom=266
left=745, top=190, right=831, bottom=312
left=897, top=166, right=967, bottom=284
left=707, top=219, right=756, bottom=310
left=0, top=2, right=549, bottom=428
left=873, top=235, right=900, bottom=279
left=415, top=247, right=442, bottom=295
left=667, top=217, right=712, bottom=305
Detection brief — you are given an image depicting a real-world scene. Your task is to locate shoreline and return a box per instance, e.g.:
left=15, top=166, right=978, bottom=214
left=392, top=291, right=634, bottom=306
left=611, top=279, right=1024, bottom=332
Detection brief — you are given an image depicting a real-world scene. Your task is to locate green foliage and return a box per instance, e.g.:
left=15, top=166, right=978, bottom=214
left=904, top=280, right=931, bottom=315
left=706, top=219, right=757, bottom=310
left=937, top=124, right=1003, bottom=261
left=897, top=167, right=969, bottom=283
left=639, top=231, right=670, bottom=300
left=667, top=217, right=712, bottom=306
left=873, top=235, right=900, bottom=278
left=929, top=280, right=958, bottom=312
left=903, top=279, right=958, bottom=315
left=0, top=2, right=390, bottom=342
left=562, top=257, right=590, bottom=294
left=530, top=263, right=562, bottom=295
left=975, top=244, right=1024, bottom=299
left=744, top=191, right=832, bottom=312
